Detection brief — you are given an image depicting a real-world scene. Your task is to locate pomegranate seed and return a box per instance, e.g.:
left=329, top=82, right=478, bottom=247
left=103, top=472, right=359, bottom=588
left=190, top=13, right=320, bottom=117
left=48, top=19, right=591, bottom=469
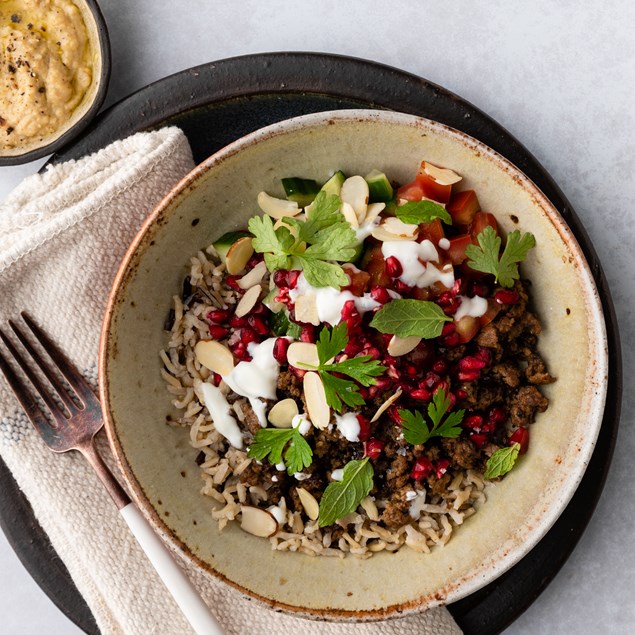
left=385, top=256, right=403, bottom=278
left=481, top=422, right=496, bottom=433
left=495, top=289, right=520, bottom=305
left=463, top=415, right=483, bottom=431
left=509, top=427, right=530, bottom=454
left=273, top=337, right=289, bottom=364
left=488, top=407, right=507, bottom=425
left=250, top=303, right=268, bottom=316
left=405, top=364, right=418, bottom=376
left=300, top=325, right=316, bottom=343
left=274, top=288, right=291, bottom=304
left=209, top=325, right=229, bottom=340
left=410, top=388, right=432, bottom=401
left=225, top=275, right=242, bottom=290
left=469, top=433, right=488, bottom=448
left=364, top=438, right=384, bottom=460
left=359, top=387, right=370, bottom=400
left=273, top=269, right=289, bottom=287
left=469, top=281, right=490, bottom=297
left=247, top=315, right=270, bottom=335
left=442, top=333, right=461, bottom=347
left=434, top=380, right=450, bottom=395
left=432, top=359, right=448, bottom=374
left=423, top=372, right=441, bottom=390
left=341, top=300, right=357, bottom=319
left=211, top=372, right=222, bottom=387
left=207, top=309, right=230, bottom=324
left=458, top=369, right=481, bottom=382
left=290, top=366, right=306, bottom=379
left=363, top=346, right=382, bottom=360
left=441, top=297, right=462, bottom=316
left=458, top=356, right=487, bottom=371
left=411, top=456, right=434, bottom=481
left=231, top=342, right=247, bottom=359
left=475, top=348, right=493, bottom=366
left=447, top=392, right=456, bottom=410
left=230, top=314, right=248, bottom=328
left=240, top=327, right=259, bottom=346
left=434, top=459, right=450, bottom=478
left=394, top=280, right=412, bottom=295
left=344, top=339, right=362, bottom=357
left=247, top=254, right=263, bottom=269
left=357, top=415, right=371, bottom=442
left=451, top=278, right=462, bottom=296
left=370, top=285, right=391, bottom=304
left=441, top=322, right=456, bottom=337
left=387, top=406, right=403, bottom=425
left=287, top=270, right=301, bottom=289
left=456, top=389, right=468, bottom=400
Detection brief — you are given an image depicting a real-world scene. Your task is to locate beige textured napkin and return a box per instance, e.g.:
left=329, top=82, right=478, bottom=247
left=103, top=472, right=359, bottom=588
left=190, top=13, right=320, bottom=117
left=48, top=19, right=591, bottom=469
left=0, top=127, right=462, bottom=635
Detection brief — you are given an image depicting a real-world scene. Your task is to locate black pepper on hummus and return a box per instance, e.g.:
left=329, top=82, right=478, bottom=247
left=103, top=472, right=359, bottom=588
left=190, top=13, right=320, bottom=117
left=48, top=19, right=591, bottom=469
left=0, top=0, right=93, bottom=152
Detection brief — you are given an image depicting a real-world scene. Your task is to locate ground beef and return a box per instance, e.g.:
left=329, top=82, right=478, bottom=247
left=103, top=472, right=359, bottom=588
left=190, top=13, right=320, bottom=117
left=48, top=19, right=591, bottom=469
left=521, top=348, right=556, bottom=385
left=241, top=402, right=264, bottom=435
left=442, top=438, right=483, bottom=470
left=492, top=362, right=522, bottom=388
left=509, top=386, right=549, bottom=427
left=381, top=488, right=413, bottom=529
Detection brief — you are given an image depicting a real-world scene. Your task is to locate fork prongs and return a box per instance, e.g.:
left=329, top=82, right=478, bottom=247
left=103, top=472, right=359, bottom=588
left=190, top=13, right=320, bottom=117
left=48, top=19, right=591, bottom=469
left=0, top=345, right=63, bottom=448
left=14, top=313, right=98, bottom=407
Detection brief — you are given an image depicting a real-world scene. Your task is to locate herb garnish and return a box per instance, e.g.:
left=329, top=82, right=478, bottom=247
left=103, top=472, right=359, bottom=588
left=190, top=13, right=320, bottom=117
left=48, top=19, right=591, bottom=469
left=484, top=443, right=521, bottom=479
left=370, top=299, right=452, bottom=339
left=399, top=388, right=464, bottom=445
left=247, top=426, right=313, bottom=476
left=248, top=192, right=358, bottom=289
left=465, top=226, right=536, bottom=288
left=395, top=200, right=452, bottom=225
left=318, top=458, right=374, bottom=527
left=269, top=310, right=302, bottom=339
left=298, top=324, right=386, bottom=412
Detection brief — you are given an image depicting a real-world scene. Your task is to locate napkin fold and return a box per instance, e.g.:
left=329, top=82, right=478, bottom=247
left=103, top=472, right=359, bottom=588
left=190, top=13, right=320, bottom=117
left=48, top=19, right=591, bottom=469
left=0, top=127, right=461, bottom=635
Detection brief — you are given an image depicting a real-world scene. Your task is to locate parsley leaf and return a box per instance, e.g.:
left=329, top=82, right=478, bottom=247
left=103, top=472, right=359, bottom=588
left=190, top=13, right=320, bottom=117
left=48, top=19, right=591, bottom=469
left=370, top=299, right=452, bottom=339
left=303, top=324, right=386, bottom=412
left=465, top=226, right=536, bottom=288
left=484, top=443, right=521, bottom=479
left=395, top=200, right=452, bottom=225
left=318, top=458, right=374, bottom=527
left=248, top=192, right=357, bottom=289
left=399, top=388, right=464, bottom=445
left=247, top=426, right=313, bottom=476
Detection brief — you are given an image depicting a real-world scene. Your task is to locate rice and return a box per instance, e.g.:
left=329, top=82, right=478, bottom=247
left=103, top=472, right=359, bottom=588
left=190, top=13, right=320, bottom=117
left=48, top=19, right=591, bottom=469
left=161, top=248, right=487, bottom=558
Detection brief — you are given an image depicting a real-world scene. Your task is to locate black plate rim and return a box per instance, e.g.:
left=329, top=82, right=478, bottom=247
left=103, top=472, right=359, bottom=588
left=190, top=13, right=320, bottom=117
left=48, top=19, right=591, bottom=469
left=0, top=52, right=622, bottom=635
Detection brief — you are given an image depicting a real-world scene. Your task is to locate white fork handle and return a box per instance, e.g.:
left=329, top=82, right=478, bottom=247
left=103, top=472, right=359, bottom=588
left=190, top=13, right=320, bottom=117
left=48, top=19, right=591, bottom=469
left=120, top=503, right=224, bottom=635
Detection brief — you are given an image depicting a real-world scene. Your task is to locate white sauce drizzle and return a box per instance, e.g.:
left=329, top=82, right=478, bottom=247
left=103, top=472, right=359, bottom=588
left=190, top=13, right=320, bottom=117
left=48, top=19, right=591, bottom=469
left=223, top=338, right=279, bottom=401
left=199, top=382, right=243, bottom=449
left=294, top=472, right=310, bottom=481
left=381, top=240, right=455, bottom=289
left=289, top=273, right=379, bottom=325
left=275, top=461, right=286, bottom=471
left=454, top=295, right=488, bottom=321
left=291, top=413, right=312, bottom=436
left=409, top=490, right=428, bottom=519
left=334, top=412, right=361, bottom=442
left=249, top=397, right=268, bottom=427
left=331, top=468, right=344, bottom=481
left=438, top=237, right=450, bottom=250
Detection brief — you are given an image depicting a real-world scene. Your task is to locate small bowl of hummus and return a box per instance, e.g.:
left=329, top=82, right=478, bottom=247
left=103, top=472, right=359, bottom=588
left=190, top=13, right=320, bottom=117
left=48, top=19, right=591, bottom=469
left=0, top=0, right=110, bottom=165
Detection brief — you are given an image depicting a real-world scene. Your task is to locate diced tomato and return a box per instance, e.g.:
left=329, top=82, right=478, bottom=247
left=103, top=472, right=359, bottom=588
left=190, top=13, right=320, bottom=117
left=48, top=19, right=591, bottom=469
left=418, top=218, right=445, bottom=244
left=342, top=264, right=371, bottom=296
left=447, top=190, right=480, bottom=225
left=479, top=298, right=502, bottom=328
left=455, top=316, right=480, bottom=343
left=411, top=286, right=433, bottom=301
left=396, top=179, right=426, bottom=202
left=509, top=427, right=530, bottom=454
left=415, top=165, right=452, bottom=203
left=445, top=234, right=473, bottom=265
left=360, top=244, right=391, bottom=287
left=470, top=212, right=498, bottom=239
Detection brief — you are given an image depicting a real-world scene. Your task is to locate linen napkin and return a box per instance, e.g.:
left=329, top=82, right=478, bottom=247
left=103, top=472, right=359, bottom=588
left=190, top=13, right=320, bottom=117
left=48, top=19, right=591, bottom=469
left=0, top=127, right=462, bottom=635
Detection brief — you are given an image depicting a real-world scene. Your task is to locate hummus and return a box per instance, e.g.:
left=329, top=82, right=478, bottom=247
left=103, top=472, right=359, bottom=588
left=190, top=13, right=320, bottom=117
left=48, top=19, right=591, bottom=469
left=0, top=0, right=93, bottom=151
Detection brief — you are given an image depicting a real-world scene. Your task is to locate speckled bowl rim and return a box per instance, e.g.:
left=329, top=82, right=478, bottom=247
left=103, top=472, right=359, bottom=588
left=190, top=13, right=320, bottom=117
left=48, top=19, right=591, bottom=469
left=100, top=109, right=608, bottom=620
left=0, top=0, right=111, bottom=166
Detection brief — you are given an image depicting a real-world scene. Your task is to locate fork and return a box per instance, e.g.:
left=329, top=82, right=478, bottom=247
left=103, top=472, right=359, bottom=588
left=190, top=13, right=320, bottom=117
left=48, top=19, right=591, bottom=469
left=0, top=313, right=224, bottom=635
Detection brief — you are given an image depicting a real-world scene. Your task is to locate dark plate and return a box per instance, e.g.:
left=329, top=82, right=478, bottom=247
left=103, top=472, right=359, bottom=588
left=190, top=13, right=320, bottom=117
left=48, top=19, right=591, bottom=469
left=0, top=53, right=621, bottom=634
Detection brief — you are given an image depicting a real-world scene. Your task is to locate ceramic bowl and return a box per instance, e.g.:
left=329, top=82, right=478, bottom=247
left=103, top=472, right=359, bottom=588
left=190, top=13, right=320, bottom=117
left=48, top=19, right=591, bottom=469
left=100, top=110, right=608, bottom=619
left=0, top=0, right=110, bottom=166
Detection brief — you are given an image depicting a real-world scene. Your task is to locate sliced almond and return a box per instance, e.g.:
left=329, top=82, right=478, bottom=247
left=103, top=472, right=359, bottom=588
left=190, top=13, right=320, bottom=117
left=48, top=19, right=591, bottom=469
left=371, top=387, right=403, bottom=423
left=225, top=237, right=254, bottom=275
left=240, top=505, right=279, bottom=537
left=421, top=161, right=462, bottom=186
left=340, top=175, right=369, bottom=222
left=294, top=294, right=320, bottom=326
left=296, top=487, right=320, bottom=521
left=234, top=284, right=262, bottom=317
left=340, top=202, right=359, bottom=228
left=387, top=335, right=422, bottom=356
left=371, top=217, right=418, bottom=242
left=303, top=371, right=330, bottom=429
left=268, top=398, right=299, bottom=428
left=360, top=496, right=379, bottom=521
left=364, top=202, right=385, bottom=225
left=194, top=340, right=235, bottom=376
left=257, top=191, right=300, bottom=219
left=287, top=342, right=320, bottom=369
left=237, top=261, right=267, bottom=289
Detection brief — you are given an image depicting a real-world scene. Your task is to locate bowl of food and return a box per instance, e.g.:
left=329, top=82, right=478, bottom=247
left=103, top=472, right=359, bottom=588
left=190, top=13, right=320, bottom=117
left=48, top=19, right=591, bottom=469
left=100, top=110, right=607, bottom=619
left=0, top=0, right=110, bottom=166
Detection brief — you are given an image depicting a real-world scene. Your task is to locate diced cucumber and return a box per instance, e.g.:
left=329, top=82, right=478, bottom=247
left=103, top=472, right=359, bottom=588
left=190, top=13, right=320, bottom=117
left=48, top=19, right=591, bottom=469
left=320, top=170, right=346, bottom=197
left=383, top=197, right=399, bottom=217
left=365, top=169, right=394, bottom=203
left=263, top=288, right=284, bottom=313
left=281, top=177, right=320, bottom=207
left=212, top=231, right=251, bottom=262
left=269, top=310, right=302, bottom=338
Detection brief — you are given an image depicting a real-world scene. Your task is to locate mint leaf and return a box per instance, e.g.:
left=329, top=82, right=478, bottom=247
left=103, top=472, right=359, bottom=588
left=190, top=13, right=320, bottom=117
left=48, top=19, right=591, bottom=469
left=484, top=443, right=521, bottom=479
left=399, top=388, right=464, bottom=445
left=395, top=200, right=452, bottom=225
left=247, top=427, right=313, bottom=476
left=370, top=299, right=452, bottom=339
left=318, top=458, right=374, bottom=527
left=465, top=227, right=536, bottom=288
